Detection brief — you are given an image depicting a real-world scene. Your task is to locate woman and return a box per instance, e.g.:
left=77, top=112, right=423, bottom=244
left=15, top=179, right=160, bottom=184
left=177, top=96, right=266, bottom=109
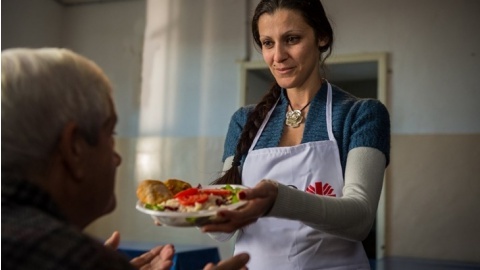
left=203, top=0, right=390, bottom=269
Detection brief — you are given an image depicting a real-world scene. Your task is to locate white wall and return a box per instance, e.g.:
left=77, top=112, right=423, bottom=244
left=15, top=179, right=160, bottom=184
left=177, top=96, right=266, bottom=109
left=140, top=0, right=246, bottom=137
left=320, top=0, right=480, bottom=134
left=61, top=1, right=146, bottom=138
left=315, top=0, right=480, bottom=262
left=1, top=0, right=145, bottom=138
left=2, top=0, right=63, bottom=49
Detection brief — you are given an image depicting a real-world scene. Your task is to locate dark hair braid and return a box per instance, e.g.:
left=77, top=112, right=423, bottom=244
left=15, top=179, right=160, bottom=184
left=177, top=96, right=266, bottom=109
left=212, top=83, right=281, bottom=185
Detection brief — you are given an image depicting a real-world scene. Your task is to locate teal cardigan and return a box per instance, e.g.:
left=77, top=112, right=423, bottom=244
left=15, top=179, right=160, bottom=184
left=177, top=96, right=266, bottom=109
left=222, top=83, right=391, bottom=176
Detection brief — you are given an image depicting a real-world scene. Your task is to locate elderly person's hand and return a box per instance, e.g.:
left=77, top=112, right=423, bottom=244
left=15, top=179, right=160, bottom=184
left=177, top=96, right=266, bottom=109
left=105, top=231, right=249, bottom=270
left=201, top=180, right=278, bottom=233
left=104, top=231, right=174, bottom=270
left=130, top=244, right=174, bottom=270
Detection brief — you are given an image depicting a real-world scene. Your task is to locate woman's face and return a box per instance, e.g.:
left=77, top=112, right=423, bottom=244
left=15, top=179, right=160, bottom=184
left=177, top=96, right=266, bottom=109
left=258, top=9, right=326, bottom=90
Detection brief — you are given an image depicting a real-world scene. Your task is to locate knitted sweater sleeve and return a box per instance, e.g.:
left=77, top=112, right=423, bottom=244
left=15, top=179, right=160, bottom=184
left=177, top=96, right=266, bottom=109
left=267, top=147, right=386, bottom=241
left=343, top=98, right=391, bottom=166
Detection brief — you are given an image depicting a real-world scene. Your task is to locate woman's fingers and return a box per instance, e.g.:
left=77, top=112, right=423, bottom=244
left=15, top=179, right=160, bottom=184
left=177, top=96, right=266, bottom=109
left=203, top=253, right=250, bottom=270
left=151, top=215, right=162, bottom=226
left=239, top=179, right=278, bottom=204
left=201, top=208, right=259, bottom=233
left=215, top=253, right=250, bottom=270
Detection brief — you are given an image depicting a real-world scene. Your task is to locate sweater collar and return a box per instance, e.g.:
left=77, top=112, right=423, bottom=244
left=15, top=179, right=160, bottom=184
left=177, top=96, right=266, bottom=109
left=1, top=175, right=67, bottom=222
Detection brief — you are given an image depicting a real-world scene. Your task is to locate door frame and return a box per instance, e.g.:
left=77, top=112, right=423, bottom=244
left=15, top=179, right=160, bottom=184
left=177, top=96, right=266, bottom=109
left=238, top=52, right=389, bottom=259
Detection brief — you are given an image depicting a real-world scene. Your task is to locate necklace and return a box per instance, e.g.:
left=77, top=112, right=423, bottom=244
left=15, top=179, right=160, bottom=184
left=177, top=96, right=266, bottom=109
left=285, top=100, right=311, bottom=128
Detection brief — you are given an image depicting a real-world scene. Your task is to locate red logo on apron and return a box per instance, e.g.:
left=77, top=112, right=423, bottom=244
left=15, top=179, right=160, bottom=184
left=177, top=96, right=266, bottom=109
left=306, top=182, right=336, bottom=197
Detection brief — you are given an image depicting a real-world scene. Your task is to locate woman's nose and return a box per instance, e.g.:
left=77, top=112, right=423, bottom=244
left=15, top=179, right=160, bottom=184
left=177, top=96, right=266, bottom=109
left=273, top=44, right=288, bottom=63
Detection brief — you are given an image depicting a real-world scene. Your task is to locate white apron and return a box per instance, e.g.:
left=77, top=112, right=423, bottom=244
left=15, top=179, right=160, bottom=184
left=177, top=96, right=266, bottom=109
left=234, top=83, right=370, bottom=270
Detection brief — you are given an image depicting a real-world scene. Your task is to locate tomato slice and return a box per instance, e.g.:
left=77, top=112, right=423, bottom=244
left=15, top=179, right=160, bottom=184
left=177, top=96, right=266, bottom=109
left=200, top=189, right=232, bottom=197
left=177, top=193, right=209, bottom=206
left=174, top=188, right=199, bottom=198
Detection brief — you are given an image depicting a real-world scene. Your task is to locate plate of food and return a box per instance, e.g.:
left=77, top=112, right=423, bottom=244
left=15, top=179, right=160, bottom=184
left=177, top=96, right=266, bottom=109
left=135, top=179, right=248, bottom=227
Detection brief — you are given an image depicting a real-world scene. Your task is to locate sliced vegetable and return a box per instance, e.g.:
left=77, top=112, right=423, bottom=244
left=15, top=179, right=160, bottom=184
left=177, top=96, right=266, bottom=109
left=144, top=185, right=246, bottom=212
left=174, top=187, right=199, bottom=198
left=145, top=204, right=165, bottom=211
left=177, top=193, right=209, bottom=206
left=220, top=184, right=243, bottom=203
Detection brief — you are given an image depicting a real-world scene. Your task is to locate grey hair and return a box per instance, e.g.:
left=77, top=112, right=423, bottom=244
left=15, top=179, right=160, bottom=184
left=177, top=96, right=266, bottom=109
left=1, top=48, right=113, bottom=176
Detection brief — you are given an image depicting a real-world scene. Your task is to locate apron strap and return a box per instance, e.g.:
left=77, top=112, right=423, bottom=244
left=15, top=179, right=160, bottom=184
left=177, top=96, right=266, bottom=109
left=325, top=82, right=336, bottom=142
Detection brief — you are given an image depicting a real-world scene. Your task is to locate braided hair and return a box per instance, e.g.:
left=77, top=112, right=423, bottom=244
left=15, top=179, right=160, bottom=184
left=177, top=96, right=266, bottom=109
left=212, top=0, right=333, bottom=185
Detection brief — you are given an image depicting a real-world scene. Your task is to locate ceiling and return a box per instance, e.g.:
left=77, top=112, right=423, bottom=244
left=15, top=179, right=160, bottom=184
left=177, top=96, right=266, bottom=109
left=55, top=0, right=139, bottom=7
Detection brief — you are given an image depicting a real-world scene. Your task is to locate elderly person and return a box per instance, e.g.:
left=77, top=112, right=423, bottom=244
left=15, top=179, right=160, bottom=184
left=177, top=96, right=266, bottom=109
left=1, top=48, right=249, bottom=270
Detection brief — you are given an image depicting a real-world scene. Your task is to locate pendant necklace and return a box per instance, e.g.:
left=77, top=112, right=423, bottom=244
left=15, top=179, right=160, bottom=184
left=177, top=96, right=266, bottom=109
left=285, top=98, right=311, bottom=128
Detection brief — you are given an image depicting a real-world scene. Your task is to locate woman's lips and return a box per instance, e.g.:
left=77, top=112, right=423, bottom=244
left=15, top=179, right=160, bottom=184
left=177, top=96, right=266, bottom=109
left=275, top=67, right=294, bottom=75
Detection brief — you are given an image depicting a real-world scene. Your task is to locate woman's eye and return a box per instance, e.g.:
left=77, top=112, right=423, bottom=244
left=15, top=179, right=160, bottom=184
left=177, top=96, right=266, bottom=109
left=286, top=36, right=300, bottom=44
left=262, top=40, right=273, bottom=48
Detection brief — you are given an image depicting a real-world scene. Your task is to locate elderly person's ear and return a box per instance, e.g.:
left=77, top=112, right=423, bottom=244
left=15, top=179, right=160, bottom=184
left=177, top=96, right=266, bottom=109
left=58, top=121, right=87, bottom=181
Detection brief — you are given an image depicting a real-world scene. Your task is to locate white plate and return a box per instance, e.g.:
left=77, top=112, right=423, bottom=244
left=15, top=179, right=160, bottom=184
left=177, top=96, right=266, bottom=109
left=135, top=184, right=248, bottom=227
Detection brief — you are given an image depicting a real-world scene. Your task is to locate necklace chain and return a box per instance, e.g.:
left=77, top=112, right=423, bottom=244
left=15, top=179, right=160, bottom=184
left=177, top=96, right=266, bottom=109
left=288, top=101, right=311, bottom=112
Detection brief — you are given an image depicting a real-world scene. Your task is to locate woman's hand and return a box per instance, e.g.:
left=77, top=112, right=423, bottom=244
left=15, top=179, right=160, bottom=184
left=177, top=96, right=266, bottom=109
left=104, top=231, right=174, bottom=270
left=203, top=253, right=250, bottom=270
left=152, top=215, right=162, bottom=226
left=201, top=180, right=278, bottom=233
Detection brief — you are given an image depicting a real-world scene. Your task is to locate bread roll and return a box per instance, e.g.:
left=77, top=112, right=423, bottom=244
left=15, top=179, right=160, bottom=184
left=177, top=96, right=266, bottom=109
left=136, top=180, right=174, bottom=204
left=164, top=179, right=192, bottom=195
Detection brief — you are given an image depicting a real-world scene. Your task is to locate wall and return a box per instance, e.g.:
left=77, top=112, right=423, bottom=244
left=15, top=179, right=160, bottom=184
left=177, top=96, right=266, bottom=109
left=389, top=134, right=480, bottom=262
left=2, top=0, right=479, bottom=264
left=1, top=0, right=63, bottom=49
left=317, top=0, right=480, bottom=263
left=2, top=0, right=145, bottom=138
left=60, top=1, right=146, bottom=138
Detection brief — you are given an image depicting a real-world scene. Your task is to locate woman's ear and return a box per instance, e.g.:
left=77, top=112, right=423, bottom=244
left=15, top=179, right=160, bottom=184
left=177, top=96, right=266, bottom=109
left=58, top=122, right=85, bottom=182
left=318, top=37, right=329, bottom=50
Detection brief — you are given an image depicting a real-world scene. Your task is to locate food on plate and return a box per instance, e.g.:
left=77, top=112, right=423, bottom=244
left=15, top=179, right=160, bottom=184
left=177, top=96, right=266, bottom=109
left=136, top=180, right=173, bottom=205
left=141, top=184, right=244, bottom=213
left=135, top=184, right=248, bottom=227
left=164, top=178, right=192, bottom=195
left=136, top=179, right=192, bottom=205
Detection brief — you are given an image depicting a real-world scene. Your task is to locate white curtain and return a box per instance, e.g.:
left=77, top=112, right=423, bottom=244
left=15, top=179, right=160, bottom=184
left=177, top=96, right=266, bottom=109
left=141, top=0, right=247, bottom=137
left=137, top=0, right=247, bottom=184
left=134, top=0, right=248, bottom=258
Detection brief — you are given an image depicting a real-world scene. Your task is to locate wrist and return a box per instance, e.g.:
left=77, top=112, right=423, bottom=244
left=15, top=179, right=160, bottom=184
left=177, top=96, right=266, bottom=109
left=262, top=180, right=278, bottom=216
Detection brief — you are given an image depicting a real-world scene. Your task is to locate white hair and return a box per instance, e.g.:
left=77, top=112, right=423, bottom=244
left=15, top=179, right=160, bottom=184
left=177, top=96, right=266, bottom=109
left=1, top=48, right=113, bottom=176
